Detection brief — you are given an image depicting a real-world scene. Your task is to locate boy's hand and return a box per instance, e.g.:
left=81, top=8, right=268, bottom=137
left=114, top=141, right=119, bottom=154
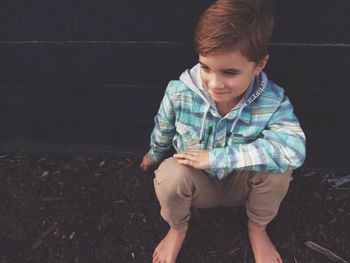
left=140, top=153, right=158, bottom=171
left=173, top=149, right=210, bottom=170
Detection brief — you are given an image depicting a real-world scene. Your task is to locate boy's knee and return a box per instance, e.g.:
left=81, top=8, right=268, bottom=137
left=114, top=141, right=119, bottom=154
left=267, top=170, right=292, bottom=192
left=246, top=170, right=292, bottom=228
left=250, top=169, right=292, bottom=190
left=154, top=157, right=194, bottom=193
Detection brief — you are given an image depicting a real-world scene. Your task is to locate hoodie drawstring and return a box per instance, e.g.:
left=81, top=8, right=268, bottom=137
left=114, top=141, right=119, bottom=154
left=230, top=106, right=245, bottom=134
left=199, top=104, right=211, bottom=142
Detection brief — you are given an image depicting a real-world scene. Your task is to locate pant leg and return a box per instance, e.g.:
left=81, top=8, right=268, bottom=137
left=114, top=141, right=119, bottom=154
left=219, top=169, right=292, bottom=229
left=246, top=169, right=293, bottom=229
left=154, top=157, right=222, bottom=230
left=220, top=170, right=252, bottom=207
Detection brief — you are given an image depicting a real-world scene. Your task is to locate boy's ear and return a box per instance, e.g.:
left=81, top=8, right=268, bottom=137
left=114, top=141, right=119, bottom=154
left=254, top=55, right=269, bottom=75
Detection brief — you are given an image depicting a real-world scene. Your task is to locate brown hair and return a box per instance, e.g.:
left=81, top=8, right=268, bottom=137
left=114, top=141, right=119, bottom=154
left=194, top=0, right=274, bottom=62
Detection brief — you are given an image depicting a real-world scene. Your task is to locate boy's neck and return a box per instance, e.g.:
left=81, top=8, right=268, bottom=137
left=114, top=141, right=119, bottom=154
left=216, top=97, right=241, bottom=116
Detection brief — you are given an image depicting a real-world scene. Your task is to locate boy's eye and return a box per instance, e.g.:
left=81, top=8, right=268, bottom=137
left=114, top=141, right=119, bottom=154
left=200, top=65, right=210, bottom=72
left=224, top=71, right=238, bottom=75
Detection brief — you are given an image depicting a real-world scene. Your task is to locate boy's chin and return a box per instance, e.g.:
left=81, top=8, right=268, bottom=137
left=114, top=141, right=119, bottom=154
left=212, top=97, right=233, bottom=103
left=212, top=96, right=242, bottom=109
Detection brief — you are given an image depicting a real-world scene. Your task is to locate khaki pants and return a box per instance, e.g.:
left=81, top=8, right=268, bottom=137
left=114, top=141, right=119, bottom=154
left=154, top=157, right=292, bottom=230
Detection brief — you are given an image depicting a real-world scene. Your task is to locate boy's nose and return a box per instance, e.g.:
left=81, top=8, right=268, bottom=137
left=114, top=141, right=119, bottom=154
left=208, top=76, right=224, bottom=90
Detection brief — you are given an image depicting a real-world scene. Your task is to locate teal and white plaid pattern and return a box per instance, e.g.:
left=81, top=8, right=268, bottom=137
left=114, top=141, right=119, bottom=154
left=148, top=76, right=306, bottom=179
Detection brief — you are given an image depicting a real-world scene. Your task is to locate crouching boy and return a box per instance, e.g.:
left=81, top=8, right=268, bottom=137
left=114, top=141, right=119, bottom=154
left=140, top=0, right=306, bottom=262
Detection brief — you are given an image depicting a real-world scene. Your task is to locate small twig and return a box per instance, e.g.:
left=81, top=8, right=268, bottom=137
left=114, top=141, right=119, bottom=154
left=224, top=247, right=240, bottom=255
left=123, top=161, right=136, bottom=169
left=32, top=223, right=58, bottom=250
left=305, top=241, right=349, bottom=263
left=327, top=175, right=350, bottom=188
left=335, top=187, right=350, bottom=190
left=303, top=171, right=316, bottom=177
left=113, top=199, right=127, bottom=204
left=320, top=173, right=330, bottom=184
left=36, top=196, right=69, bottom=203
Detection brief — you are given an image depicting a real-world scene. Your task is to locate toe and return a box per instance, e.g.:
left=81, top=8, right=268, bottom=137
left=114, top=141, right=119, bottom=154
left=152, top=254, right=158, bottom=263
left=153, top=248, right=158, bottom=258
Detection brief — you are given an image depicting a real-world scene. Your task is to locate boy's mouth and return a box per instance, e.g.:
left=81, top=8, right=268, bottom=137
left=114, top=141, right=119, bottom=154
left=211, top=90, right=228, bottom=95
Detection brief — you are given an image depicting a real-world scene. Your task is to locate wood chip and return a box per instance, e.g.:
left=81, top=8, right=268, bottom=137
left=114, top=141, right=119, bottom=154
left=32, top=223, right=58, bottom=250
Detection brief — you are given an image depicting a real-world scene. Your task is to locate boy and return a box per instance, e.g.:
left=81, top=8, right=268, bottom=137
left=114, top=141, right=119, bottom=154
left=140, top=0, right=306, bottom=262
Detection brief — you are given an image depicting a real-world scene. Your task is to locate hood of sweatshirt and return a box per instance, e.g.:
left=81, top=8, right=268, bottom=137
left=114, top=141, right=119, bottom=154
left=179, top=63, right=267, bottom=112
left=179, top=63, right=268, bottom=140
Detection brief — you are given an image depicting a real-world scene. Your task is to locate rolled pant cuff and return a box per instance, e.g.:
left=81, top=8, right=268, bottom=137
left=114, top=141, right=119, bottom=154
left=160, top=209, right=190, bottom=230
left=247, top=218, right=268, bottom=230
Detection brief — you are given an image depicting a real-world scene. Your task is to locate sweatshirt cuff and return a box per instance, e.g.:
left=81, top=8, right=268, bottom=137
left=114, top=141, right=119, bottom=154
left=148, top=148, right=164, bottom=162
left=209, top=148, right=234, bottom=180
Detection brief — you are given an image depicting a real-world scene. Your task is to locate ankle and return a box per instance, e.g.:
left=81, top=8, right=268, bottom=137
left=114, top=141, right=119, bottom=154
left=170, top=224, right=188, bottom=234
left=248, top=220, right=266, bottom=233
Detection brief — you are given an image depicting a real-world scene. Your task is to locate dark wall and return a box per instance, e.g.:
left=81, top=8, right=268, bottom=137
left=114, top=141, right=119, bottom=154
left=1, top=0, right=350, bottom=169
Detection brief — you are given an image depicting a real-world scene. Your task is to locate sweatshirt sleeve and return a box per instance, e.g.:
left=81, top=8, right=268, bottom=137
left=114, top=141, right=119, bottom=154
left=209, top=95, right=306, bottom=179
left=148, top=84, right=176, bottom=162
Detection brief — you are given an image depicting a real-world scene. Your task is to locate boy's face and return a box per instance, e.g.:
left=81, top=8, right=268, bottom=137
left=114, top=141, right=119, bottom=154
left=199, top=50, right=268, bottom=109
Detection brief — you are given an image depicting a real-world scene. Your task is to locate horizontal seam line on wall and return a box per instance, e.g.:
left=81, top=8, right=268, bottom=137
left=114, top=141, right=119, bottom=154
left=0, top=83, right=163, bottom=89
left=0, top=41, right=349, bottom=48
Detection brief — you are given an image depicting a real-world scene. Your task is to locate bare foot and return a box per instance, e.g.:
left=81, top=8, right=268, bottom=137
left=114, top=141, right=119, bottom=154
left=152, top=224, right=188, bottom=263
left=248, top=220, right=283, bottom=263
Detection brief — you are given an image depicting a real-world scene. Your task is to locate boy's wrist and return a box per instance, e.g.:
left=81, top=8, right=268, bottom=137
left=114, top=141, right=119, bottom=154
left=148, top=149, right=162, bottom=163
left=208, top=149, right=218, bottom=170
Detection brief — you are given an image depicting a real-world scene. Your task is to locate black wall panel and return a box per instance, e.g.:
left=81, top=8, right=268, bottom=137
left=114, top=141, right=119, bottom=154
left=0, top=0, right=349, bottom=169
left=1, top=1, right=350, bottom=42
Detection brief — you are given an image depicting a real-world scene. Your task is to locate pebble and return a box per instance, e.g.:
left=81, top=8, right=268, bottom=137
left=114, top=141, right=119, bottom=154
left=69, top=232, right=75, bottom=240
left=42, top=171, right=50, bottom=177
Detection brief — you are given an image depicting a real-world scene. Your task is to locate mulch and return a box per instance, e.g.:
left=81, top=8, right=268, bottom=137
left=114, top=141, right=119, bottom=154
left=0, top=151, right=349, bottom=263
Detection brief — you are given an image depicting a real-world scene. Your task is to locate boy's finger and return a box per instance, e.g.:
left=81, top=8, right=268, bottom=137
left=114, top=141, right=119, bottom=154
left=174, top=151, right=197, bottom=159
left=185, top=154, right=199, bottom=161
left=189, top=149, right=203, bottom=153
left=177, top=158, right=199, bottom=168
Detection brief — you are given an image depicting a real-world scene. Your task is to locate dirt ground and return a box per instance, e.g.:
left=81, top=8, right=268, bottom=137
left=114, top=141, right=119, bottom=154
left=0, top=150, right=349, bottom=262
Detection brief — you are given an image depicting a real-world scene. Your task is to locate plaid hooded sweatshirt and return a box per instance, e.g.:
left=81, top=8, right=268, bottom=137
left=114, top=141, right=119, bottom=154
left=148, top=64, right=306, bottom=179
